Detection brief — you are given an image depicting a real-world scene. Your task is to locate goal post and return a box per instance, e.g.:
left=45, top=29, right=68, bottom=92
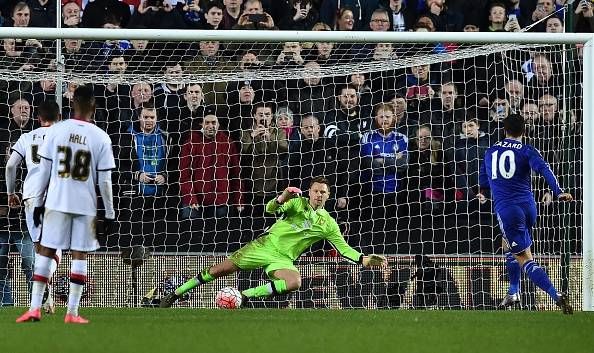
left=0, top=27, right=591, bottom=310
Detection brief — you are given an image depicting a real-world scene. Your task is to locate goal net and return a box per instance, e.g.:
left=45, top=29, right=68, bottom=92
left=0, top=30, right=585, bottom=310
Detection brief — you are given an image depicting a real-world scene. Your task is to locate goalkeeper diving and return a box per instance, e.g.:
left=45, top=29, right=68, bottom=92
left=160, top=176, right=387, bottom=307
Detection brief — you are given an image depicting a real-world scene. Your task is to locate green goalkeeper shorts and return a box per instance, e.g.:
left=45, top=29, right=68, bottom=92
left=229, top=237, right=299, bottom=277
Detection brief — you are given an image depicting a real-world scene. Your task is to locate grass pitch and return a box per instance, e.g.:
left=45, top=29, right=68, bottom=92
left=0, top=308, right=592, bottom=353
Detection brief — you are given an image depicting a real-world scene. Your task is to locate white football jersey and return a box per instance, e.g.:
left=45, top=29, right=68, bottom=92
left=38, top=119, right=116, bottom=216
left=11, top=126, right=49, bottom=199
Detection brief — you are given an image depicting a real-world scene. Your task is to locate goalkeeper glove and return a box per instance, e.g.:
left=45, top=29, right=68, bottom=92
left=277, top=187, right=302, bottom=204
left=362, top=254, right=387, bottom=268
left=33, top=206, right=45, bottom=227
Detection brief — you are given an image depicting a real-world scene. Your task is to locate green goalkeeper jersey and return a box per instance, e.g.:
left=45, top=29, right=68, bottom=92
left=263, top=196, right=362, bottom=263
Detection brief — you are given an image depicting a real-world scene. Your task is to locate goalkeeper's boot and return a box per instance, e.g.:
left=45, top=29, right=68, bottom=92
left=159, top=292, right=181, bottom=308
left=42, top=284, right=55, bottom=314
left=498, top=293, right=520, bottom=309
left=556, top=293, right=573, bottom=315
left=240, top=293, right=250, bottom=309
left=64, top=314, right=89, bottom=324
left=16, top=308, right=41, bottom=323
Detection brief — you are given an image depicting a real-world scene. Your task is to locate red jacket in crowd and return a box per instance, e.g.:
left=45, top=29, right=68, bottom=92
left=179, top=131, right=243, bottom=207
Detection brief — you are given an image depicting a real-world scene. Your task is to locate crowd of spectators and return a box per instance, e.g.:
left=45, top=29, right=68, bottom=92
left=0, top=0, right=587, bottom=303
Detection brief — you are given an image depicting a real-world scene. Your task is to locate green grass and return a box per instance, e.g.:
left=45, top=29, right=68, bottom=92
left=1, top=308, right=593, bottom=353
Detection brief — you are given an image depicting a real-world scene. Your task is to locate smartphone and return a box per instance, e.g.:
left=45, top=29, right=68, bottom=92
left=146, top=0, right=162, bottom=7
left=508, top=14, right=517, bottom=21
left=300, top=1, right=308, bottom=9
left=248, top=13, right=267, bottom=23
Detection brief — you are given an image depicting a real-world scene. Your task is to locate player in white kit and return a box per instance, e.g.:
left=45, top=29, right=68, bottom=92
left=16, top=86, right=116, bottom=324
left=5, top=101, right=61, bottom=314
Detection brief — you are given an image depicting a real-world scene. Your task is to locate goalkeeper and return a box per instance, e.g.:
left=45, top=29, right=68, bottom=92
left=160, top=177, right=386, bottom=307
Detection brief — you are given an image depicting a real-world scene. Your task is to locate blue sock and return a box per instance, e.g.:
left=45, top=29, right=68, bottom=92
left=505, top=252, right=521, bottom=295
left=522, top=260, right=559, bottom=302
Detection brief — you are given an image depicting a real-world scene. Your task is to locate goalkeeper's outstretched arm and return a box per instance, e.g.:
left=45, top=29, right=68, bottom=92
left=325, top=220, right=387, bottom=268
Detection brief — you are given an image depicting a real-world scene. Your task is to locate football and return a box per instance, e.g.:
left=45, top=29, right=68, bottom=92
left=215, top=287, right=243, bottom=309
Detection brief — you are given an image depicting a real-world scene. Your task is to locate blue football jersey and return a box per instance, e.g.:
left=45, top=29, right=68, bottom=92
left=360, top=130, right=408, bottom=193
left=479, top=138, right=562, bottom=211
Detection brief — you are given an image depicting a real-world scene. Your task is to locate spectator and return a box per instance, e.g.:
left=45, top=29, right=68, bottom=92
left=545, top=15, right=563, bottom=33
left=233, top=0, right=278, bottom=30
left=180, top=107, right=243, bottom=219
left=275, top=41, right=305, bottom=68
left=401, top=64, right=443, bottom=121
left=505, top=79, right=525, bottom=114
left=389, top=94, right=417, bottom=138
left=428, top=82, right=464, bottom=141
left=320, top=0, right=379, bottom=31
left=26, top=0, right=56, bottom=27
left=62, top=1, right=81, bottom=27
left=335, top=6, right=356, bottom=31
left=63, top=38, right=87, bottom=72
left=463, top=20, right=480, bottom=32
left=360, top=102, right=408, bottom=250
left=186, top=41, right=229, bottom=105
left=574, top=0, right=594, bottom=32
left=0, top=39, right=36, bottom=73
left=288, top=114, right=347, bottom=209
left=277, top=61, right=335, bottom=117
left=348, top=72, right=374, bottom=109
left=484, top=96, right=509, bottom=139
left=164, top=83, right=205, bottom=142
left=506, top=0, right=530, bottom=28
left=112, top=100, right=169, bottom=249
left=407, top=125, right=456, bottom=216
left=372, top=43, right=397, bottom=61
left=0, top=97, right=34, bottom=306
left=530, top=0, right=556, bottom=32
left=369, top=8, right=391, bottom=31
left=323, top=84, right=373, bottom=148
left=128, top=0, right=187, bottom=29
left=521, top=101, right=541, bottom=138
left=377, top=0, right=418, bottom=31
left=226, top=81, right=258, bottom=140
left=538, top=93, right=559, bottom=126
left=31, top=77, right=56, bottom=110
left=105, top=81, right=153, bottom=133
left=199, top=1, right=224, bottom=29
left=127, top=37, right=162, bottom=74
left=360, top=102, right=408, bottom=196
left=305, top=25, right=341, bottom=65
left=275, top=106, right=299, bottom=141
left=81, top=0, right=131, bottom=28
left=486, top=2, right=507, bottom=32
left=240, top=102, right=288, bottom=218
left=220, top=0, right=241, bottom=29
left=9, top=2, right=31, bottom=27
left=278, top=0, right=318, bottom=30
left=414, top=14, right=436, bottom=31
left=154, top=60, right=185, bottom=113
left=524, top=54, right=562, bottom=101
left=423, top=0, right=464, bottom=32
left=452, top=117, right=490, bottom=199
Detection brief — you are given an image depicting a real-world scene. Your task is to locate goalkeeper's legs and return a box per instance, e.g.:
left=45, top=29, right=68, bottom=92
left=160, top=259, right=240, bottom=308
left=242, top=269, right=300, bottom=299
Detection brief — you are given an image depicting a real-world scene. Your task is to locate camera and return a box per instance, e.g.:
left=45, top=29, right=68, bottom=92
left=248, top=13, right=267, bottom=23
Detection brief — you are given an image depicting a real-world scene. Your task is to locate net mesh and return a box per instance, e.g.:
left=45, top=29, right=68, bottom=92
left=0, top=36, right=584, bottom=310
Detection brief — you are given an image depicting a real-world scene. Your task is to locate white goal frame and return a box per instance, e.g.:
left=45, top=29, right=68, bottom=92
left=0, top=28, right=591, bottom=311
